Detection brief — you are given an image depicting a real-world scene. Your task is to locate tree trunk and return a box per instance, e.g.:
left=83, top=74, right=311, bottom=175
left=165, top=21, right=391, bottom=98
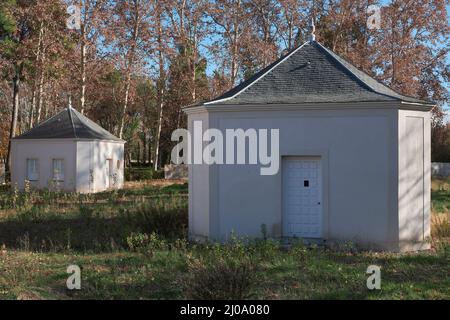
left=29, top=20, right=45, bottom=129
left=153, top=12, right=165, bottom=170
left=119, top=71, right=132, bottom=139
left=142, top=133, right=146, bottom=164
left=43, top=99, right=48, bottom=119
left=118, top=3, right=140, bottom=139
left=36, top=58, right=45, bottom=124
left=153, top=87, right=164, bottom=170
left=80, top=22, right=87, bottom=114
left=6, top=64, right=22, bottom=172
left=230, top=0, right=241, bottom=86
left=191, top=27, right=197, bottom=101
left=29, top=88, right=37, bottom=129
left=35, top=35, right=47, bottom=124
left=20, top=97, right=28, bottom=133
left=148, top=136, right=152, bottom=167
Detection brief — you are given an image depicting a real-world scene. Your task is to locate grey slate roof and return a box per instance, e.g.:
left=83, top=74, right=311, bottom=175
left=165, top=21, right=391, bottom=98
left=14, top=107, right=123, bottom=141
left=199, top=40, right=434, bottom=107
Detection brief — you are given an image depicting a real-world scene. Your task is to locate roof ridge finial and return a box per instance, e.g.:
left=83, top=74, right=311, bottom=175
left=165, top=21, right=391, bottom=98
left=310, top=17, right=316, bottom=42
left=68, top=95, right=72, bottom=110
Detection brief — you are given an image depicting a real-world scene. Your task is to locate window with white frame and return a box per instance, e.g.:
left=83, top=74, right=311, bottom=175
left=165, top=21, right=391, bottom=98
left=26, top=159, right=39, bottom=181
left=52, top=159, right=64, bottom=181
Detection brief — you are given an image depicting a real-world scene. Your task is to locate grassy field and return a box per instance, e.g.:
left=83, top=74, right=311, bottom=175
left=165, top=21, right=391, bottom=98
left=0, top=179, right=449, bottom=300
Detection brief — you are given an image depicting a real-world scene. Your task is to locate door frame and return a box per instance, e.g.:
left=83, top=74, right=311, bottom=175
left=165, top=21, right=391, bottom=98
left=281, top=156, right=324, bottom=239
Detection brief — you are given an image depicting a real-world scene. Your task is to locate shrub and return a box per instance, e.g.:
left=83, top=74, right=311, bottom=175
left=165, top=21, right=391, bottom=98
left=435, top=241, right=450, bottom=258
left=126, top=232, right=150, bottom=252
left=126, top=232, right=167, bottom=255
left=153, top=170, right=165, bottom=179
left=0, top=196, right=187, bottom=252
left=186, top=240, right=257, bottom=299
left=125, top=167, right=164, bottom=181
left=187, top=256, right=257, bottom=299
left=15, top=205, right=55, bottom=223
left=78, top=205, right=95, bottom=220
left=251, top=238, right=280, bottom=259
left=0, top=184, right=9, bottom=193
left=125, top=201, right=188, bottom=239
left=172, top=238, right=188, bottom=252
left=290, top=239, right=309, bottom=260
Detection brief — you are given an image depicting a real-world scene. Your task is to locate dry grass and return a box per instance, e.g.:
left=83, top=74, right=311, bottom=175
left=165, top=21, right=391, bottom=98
left=0, top=179, right=448, bottom=300
left=431, top=177, right=450, bottom=191
left=432, top=213, right=450, bottom=242
left=124, top=179, right=188, bottom=189
left=0, top=183, right=188, bottom=252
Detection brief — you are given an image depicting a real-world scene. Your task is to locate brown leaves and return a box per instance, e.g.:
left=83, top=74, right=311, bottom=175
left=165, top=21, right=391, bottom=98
left=0, top=0, right=449, bottom=166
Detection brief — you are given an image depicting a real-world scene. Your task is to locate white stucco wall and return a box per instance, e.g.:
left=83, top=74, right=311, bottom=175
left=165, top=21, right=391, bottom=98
left=11, top=139, right=77, bottom=191
left=186, top=103, right=431, bottom=252
left=210, top=108, right=397, bottom=248
left=398, top=109, right=431, bottom=251
left=188, top=112, right=210, bottom=240
left=11, top=139, right=124, bottom=193
left=76, top=140, right=124, bottom=193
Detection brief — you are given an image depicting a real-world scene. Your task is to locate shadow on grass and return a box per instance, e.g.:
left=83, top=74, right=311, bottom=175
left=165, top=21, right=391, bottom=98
left=22, top=251, right=188, bottom=300
left=0, top=210, right=188, bottom=253
left=114, top=183, right=188, bottom=197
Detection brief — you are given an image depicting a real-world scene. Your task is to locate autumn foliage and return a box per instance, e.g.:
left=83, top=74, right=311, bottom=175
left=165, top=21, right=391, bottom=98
left=0, top=0, right=449, bottom=167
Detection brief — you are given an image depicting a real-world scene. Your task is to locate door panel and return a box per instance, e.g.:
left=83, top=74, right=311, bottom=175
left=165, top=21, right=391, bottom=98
left=283, top=158, right=322, bottom=238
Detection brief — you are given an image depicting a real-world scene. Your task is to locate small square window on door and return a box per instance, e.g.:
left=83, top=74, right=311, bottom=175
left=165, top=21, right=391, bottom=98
left=304, top=180, right=309, bottom=187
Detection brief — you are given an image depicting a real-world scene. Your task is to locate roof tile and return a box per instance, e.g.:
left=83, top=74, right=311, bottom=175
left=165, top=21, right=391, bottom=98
left=14, top=108, right=123, bottom=141
left=202, top=41, right=433, bottom=107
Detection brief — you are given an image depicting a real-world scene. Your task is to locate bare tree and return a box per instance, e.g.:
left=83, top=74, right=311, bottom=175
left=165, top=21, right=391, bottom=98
left=77, top=0, right=106, bottom=114
left=210, top=0, right=250, bottom=87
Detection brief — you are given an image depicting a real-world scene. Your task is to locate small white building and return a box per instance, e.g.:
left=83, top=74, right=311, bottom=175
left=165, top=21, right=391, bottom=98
left=184, top=40, right=434, bottom=252
left=11, top=106, right=125, bottom=193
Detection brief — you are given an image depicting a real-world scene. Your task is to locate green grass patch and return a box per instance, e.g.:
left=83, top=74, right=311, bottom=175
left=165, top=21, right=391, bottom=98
left=432, top=177, right=450, bottom=214
left=0, top=180, right=448, bottom=300
left=0, top=240, right=448, bottom=300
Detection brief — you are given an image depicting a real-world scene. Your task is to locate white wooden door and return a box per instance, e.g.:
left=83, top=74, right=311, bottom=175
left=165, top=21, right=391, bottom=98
left=283, top=157, right=322, bottom=238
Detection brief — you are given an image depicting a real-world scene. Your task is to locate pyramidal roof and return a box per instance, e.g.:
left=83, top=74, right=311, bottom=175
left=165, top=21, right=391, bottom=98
left=199, top=40, right=434, bottom=107
left=14, top=107, right=123, bottom=141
